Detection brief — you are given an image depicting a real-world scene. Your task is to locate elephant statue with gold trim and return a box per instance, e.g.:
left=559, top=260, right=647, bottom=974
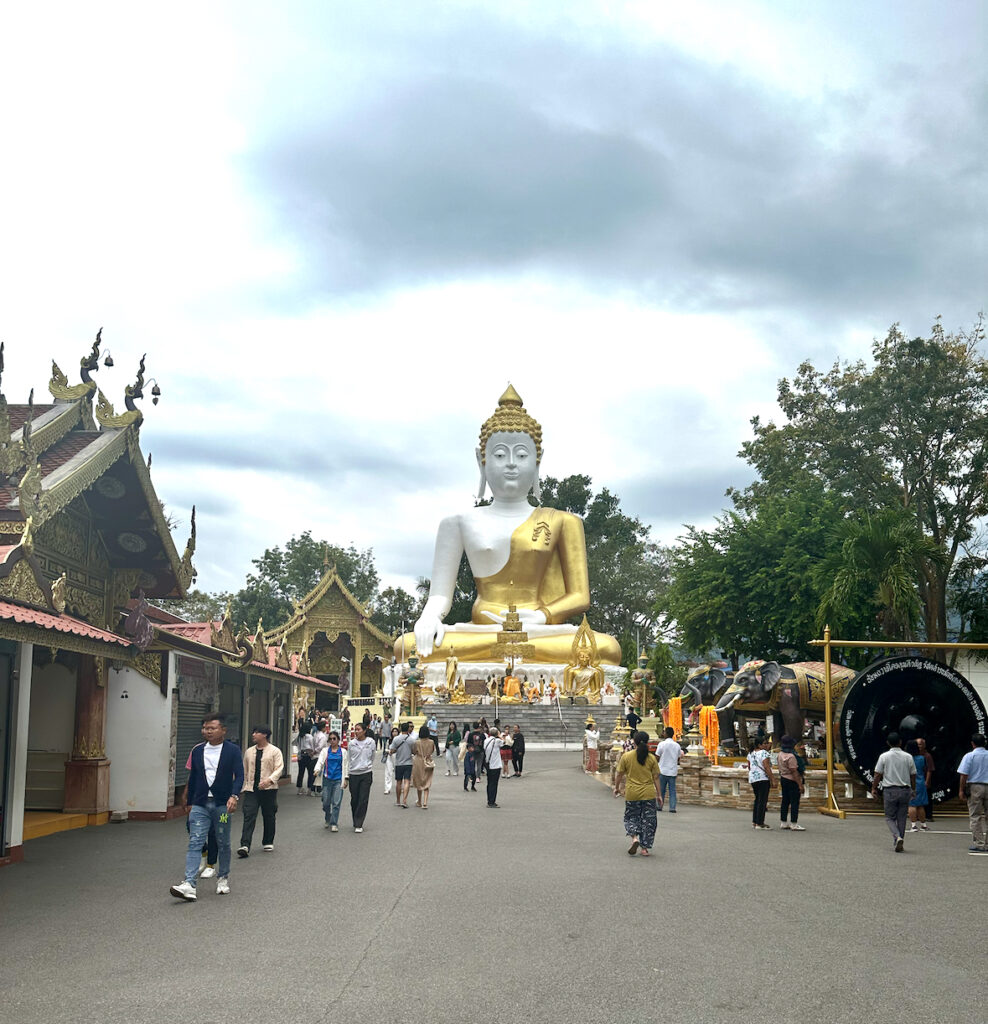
left=715, top=659, right=857, bottom=751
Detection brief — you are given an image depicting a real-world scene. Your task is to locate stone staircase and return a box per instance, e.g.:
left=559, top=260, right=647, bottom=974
left=436, top=702, right=653, bottom=746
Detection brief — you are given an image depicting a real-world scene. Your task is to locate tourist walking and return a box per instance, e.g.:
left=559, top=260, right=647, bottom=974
left=469, top=722, right=487, bottom=776
left=311, top=722, right=328, bottom=794
left=655, top=727, right=684, bottom=812
left=390, top=722, right=415, bottom=808
left=906, top=739, right=930, bottom=832
left=380, top=713, right=393, bottom=749
left=170, top=713, right=243, bottom=901
left=958, top=733, right=988, bottom=854
left=511, top=725, right=525, bottom=777
left=585, top=720, right=600, bottom=773
left=483, top=727, right=503, bottom=807
left=383, top=726, right=398, bottom=796
left=314, top=730, right=348, bottom=832
left=747, top=736, right=775, bottom=829
left=917, top=736, right=935, bottom=821
left=347, top=722, right=376, bottom=833
left=614, top=730, right=662, bottom=856
left=412, top=724, right=436, bottom=809
left=871, top=732, right=916, bottom=852
left=297, top=723, right=316, bottom=795
left=444, top=722, right=461, bottom=776
left=777, top=735, right=805, bottom=830
left=237, top=725, right=284, bottom=857
left=463, top=740, right=478, bottom=791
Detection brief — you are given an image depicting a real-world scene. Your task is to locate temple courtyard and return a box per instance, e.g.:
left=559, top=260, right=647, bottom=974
left=1, top=751, right=982, bottom=1024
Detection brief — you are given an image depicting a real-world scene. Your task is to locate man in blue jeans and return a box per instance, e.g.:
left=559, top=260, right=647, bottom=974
left=314, top=730, right=348, bottom=832
left=170, top=713, right=244, bottom=901
left=655, top=727, right=684, bottom=813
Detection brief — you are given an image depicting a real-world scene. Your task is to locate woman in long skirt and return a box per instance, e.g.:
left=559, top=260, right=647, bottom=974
left=411, top=724, right=436, bottom=809
left=614, top=731, right=662, bottom=856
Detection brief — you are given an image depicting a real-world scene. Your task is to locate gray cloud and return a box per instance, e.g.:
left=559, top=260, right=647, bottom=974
left=240, top=9, right=986, bottom=329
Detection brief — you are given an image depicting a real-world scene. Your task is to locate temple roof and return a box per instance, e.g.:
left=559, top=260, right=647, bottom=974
left=156, top=619, right=338, bottom=690
left=0, top=334, right=196, bottom=600
left=266, top=563, right=393, bottom=649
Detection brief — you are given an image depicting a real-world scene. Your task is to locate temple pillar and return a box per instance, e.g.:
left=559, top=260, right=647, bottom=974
left=353, top=630, right=363, bottom=697
left=63, top=654, right=110, bottom=815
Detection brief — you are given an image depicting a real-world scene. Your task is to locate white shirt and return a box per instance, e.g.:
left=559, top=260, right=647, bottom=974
left=585, top=729, right=600, bottom=750
left=348, top=737, right=377, bottom=775
left=656, top=738, right=684, bottom=776
left=203, top=742, right=222, bottom=792
left=484, top=735, right=503, bottom=769
left=875, top=747, right=916, bottom=788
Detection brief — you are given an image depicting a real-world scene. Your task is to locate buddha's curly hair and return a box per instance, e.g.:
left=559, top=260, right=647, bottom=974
left=479, top=385, right=543, bottom=464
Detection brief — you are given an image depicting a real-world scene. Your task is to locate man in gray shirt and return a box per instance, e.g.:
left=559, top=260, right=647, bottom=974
left=871, top=732, right=916, bottom=852
left=390, top=722, right=415, bottom=809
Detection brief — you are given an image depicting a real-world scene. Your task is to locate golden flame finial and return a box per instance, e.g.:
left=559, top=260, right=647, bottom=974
left=479, top=383, right=542, bottom=464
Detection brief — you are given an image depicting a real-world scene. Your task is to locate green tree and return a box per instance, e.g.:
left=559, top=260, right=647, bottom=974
left=231, top=532, right=380, bottom=631
left=738, top=315, right=988, bottom=647
left=660, top=479, right=862, bottom=665
left=541, top=475, right=670, bottom=646
left=817, top=508, right=947, bottom=641
left=370, top=586, right=421, bottom=637
left=159, top=588, right=232, bottom=623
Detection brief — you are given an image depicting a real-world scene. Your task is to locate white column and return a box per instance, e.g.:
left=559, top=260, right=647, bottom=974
left=8, top=642, right=34, bottom=851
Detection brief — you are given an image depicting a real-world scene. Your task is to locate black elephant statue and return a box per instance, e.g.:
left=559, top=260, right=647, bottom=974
left=715, top=659, right=856, bottom=751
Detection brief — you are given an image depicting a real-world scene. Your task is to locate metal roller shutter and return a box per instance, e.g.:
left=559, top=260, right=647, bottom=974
left=175, top=701, right=210, bottom=787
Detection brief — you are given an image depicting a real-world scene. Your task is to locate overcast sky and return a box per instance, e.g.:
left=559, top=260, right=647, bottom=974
left=1, top=2, right=985, bottom=597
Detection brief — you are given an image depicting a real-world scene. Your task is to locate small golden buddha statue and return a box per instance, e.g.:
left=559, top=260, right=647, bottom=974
left=394, top=386, right=620, bottom=665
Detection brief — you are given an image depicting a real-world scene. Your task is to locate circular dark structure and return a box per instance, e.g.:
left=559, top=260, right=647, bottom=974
left=837, top=655, right=987, bottom=801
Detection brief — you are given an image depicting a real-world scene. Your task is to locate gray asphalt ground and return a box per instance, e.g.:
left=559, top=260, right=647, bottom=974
left=1, top=752, right=985, bottom=1024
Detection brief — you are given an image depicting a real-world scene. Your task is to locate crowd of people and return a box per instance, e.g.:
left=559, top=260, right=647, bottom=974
left=168, top=707, right=988, bottom=902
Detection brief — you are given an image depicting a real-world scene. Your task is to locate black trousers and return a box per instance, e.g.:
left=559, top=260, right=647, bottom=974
left=349, top=771, right=372, bottom=828
left=512, top=751, right=524, bottom=775
left=780, top=778, right=800, bottom=823
left=751, top=780, right=770, bottom=825
left=297, top=754, right=315, bottom=790
left=486, top=766, right=501, bottom=806
left=240, top=789, right=278, bottom=847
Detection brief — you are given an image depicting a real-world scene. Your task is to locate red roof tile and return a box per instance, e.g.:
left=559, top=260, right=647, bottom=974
left=7, top=405, right=56, bottom=432
left=38, top=431, right=102, bottom=476
left=0, top=600, right=133, bottom=648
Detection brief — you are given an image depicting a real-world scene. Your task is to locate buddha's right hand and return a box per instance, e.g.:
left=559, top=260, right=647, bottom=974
left=413, top=614, right=446, bottom=658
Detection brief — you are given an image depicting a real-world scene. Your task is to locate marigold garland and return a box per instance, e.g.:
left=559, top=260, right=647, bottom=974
left=699, top=705, right=720, bottom=764
left=667, top=696, right=683, bottom=739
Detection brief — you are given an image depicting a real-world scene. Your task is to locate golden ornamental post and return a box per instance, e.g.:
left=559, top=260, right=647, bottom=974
left=820, top=624, right=845, bottom=818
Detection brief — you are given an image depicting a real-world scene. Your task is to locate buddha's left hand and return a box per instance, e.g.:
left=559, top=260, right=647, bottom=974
left=481, top=609, right=547, bottom=625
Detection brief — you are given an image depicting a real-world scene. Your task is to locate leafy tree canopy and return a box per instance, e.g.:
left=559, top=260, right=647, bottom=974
left=735, top=316, right=988, bottom=646
left=541, top=475, right=671, bottom=645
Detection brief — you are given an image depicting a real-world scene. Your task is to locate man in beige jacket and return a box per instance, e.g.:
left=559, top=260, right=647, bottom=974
left=237, top=725, right=284, bottom=856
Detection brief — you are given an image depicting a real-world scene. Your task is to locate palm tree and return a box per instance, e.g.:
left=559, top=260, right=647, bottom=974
left=818, top=509, right=946, bottom=640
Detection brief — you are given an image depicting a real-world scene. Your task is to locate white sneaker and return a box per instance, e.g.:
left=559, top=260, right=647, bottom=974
left=169, top=881, right=197, bottom=901
left=909, top=824, right=918, bottom=832
left=790, top=823, right=806, bottom=831
left=216, top=876, right=230, bottom=895
left=200, top=865, right=217, bottom=878
left=780, top=822, right=791, bottom=830
left=354, top=827, right=363, bottom=833
left=197, top=856, right=207, bottom=876
left=330, top=825, right=338, bottom=832
left=262, top=844, right=274, bottom=852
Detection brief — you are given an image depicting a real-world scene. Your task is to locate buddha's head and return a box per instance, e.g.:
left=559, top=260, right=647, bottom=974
left=477, top=385, right=543, bottom=502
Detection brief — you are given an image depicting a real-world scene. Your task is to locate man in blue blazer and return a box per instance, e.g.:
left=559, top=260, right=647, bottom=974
left=170, top=713, right=244, bottom=901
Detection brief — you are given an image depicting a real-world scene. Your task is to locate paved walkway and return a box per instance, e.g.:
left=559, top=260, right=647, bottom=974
left=1, top=753, right=983, bottom=1024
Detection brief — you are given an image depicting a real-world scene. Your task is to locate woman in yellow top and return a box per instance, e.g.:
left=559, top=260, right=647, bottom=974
left=613, top=731, right=663, bottom=856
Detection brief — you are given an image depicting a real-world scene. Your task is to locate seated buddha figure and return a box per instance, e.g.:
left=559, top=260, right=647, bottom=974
left=564, top=647, right=604, bottom=704
left=396, top=386, right=620, bottom=666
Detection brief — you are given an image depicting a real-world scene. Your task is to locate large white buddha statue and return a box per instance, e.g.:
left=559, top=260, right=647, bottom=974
left=396, top=385, right=620, bottom=666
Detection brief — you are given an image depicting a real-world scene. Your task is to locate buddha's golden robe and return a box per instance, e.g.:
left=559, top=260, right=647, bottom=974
left=396, top=508, right=620, bottom=665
